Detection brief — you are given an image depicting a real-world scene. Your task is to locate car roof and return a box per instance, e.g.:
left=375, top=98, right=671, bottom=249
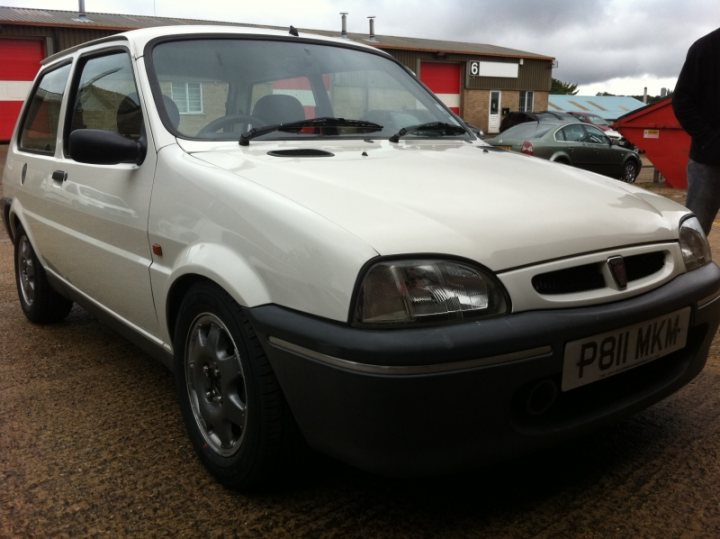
left=43, top=24, right=383, bottom=66
left=499, top=110, right=580, bottom=133
left=492, top=120, right=604, bottom=143
left=532, top=111, right=579, bottom=122
left=492, top=121, right=559, bottom=142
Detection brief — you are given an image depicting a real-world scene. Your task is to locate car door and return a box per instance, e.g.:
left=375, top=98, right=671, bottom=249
left=555, top=123, right=595, bottom=169
left=12, top=61, right=73, bottom=249
left=27, top=48, right=160, bottom=337
left=581, top=124, right=623, bottom=177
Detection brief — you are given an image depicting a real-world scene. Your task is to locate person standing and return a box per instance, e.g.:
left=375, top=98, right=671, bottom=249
left=672, top=27, right=720, bottom=235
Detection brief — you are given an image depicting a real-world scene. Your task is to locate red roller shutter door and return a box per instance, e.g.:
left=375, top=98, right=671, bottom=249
left=0, top=39, right=45, bottom=141
left=420, top=62, right=461, bottom=114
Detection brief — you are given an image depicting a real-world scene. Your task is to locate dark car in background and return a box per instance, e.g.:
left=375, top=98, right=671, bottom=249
left=566, top=111, right=632, bottom=147
left=486, top=120, right=642, bottom=182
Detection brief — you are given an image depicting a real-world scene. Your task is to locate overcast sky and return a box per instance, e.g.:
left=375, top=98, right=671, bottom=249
left=3, top=0, right=718, bottom=96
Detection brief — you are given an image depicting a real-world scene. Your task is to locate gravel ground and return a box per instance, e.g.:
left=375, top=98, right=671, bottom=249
left=2, top=145, right=720, bottom=537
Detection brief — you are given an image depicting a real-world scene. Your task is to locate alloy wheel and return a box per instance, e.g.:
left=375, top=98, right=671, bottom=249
left=185, top=313, right=248, bottom=457
left=17, top=236, right=37, bottom=307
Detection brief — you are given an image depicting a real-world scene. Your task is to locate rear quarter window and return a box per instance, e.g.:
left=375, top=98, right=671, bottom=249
left=19, top=63, right=71, bottom=155
left=504, top=122, right=551, bottom=141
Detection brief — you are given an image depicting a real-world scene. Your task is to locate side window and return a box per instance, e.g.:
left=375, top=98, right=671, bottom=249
left=19, top=64, right=72, bottom=155
left=69, top=51, right=143, bottom=142
left=583, top=125, right=609, bottom=144
left=559, top=124, right=586, bottom=142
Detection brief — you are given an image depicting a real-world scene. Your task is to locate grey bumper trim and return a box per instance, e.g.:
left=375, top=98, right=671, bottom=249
left=267, top=336, right=553, bottom=376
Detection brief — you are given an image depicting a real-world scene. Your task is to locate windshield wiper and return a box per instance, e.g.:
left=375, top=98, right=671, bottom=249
left=389, top=122, right=468, bottom=143
left=239, top=117, right=383, bottom=146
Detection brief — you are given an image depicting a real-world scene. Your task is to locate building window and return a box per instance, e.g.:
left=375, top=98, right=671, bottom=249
left=171, top=82, right=203, bottom=114
left=519, top=90, right=534, bottom=112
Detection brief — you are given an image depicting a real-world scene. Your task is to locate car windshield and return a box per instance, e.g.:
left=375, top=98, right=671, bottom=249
left=149, top=37, right=465, bottom=142
left=587, top=114, right=610, bottom=127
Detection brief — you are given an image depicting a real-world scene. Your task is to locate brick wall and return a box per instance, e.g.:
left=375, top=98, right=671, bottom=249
left=462, top=89, right=548, bottom=133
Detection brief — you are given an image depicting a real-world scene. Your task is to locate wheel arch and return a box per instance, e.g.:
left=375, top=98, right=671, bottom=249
left=2, top=198, right=14, bottom=242
left=549, top=152, right=571, bottom=165
left=4, top=200, right=27, bottom=244
left=166, top=273, right=214, bottom=343
left=6, top=205, right=46, bottom=265
left=162, top=243, right=272, bottom=344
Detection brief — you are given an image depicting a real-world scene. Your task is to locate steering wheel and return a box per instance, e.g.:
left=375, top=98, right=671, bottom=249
left=198, top=114, right=266, bottom=137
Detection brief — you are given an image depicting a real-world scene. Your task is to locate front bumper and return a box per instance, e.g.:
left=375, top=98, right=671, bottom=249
left=249, top=263, right=720, bottom=476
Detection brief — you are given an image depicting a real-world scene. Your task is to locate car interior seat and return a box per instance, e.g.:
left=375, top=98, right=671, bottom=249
left=251, top=94, right=305, bottom=125
left=162, top=95, right=180, bottom=130
left=115, top=94, right=143, bottom=140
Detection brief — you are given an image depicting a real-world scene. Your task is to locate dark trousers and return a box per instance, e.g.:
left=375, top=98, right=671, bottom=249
left=686, top=159, right=720, bottom=235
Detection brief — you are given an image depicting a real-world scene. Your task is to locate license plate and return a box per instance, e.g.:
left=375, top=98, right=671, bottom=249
left=497, top=145, right=513, bottom=151
left=562, top=307, right=691, bottom=391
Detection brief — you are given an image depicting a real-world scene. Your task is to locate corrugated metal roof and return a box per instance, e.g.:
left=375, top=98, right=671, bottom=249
left=0, top=6, right=554, bottom=61
left=548, top=95, right=646, bottom=120
left=338, top=34, right=553, bottom=60
left=0, top=5, right=244, bottom=30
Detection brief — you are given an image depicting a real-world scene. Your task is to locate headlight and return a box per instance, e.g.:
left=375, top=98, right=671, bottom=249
left=679, top=217, right=712, bottom=271
left=353, top=259, right=508, bottom=326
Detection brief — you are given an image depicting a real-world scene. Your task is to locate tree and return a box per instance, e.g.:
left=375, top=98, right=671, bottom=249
left=551, top=78, right=579, bottom=95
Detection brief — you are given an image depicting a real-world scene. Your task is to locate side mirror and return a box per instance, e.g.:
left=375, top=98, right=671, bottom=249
left=69, top=129, right=146, bottom=165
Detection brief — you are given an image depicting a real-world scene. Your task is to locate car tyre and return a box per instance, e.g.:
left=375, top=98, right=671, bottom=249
left=173, top=281, right=298, bottom=490
left=620, top=160, right=639, bottom=183
left=14, top=227, right=73, bottom=323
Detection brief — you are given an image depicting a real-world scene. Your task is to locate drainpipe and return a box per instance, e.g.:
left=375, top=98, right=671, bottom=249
left=340, top=12, right=348, bottom=38
left=368, top=16, right=377, bottom=41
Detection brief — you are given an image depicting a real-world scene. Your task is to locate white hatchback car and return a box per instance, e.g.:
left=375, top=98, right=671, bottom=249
left=3, top=25, right=720, bottom=490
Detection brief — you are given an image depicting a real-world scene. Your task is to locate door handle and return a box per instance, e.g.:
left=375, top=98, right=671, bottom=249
left=52, top=170, right=68, bottom=183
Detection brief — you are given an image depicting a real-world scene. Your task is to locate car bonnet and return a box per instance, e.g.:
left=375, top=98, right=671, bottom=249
left=185, top=139, right=685, bottom=272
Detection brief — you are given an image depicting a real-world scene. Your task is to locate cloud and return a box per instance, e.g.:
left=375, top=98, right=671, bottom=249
left=330, top=0, right=717, bottom=92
